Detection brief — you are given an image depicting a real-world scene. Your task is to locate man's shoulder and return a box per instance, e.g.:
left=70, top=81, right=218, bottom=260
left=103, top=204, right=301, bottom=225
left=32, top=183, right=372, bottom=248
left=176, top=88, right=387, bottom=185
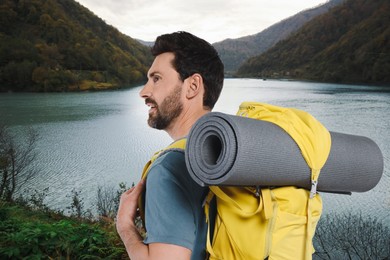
left=155, top=149, right=185, bottom=167
left=148, top=150, right=205, bottom=192
left=148, top=150, right=186, bottom=179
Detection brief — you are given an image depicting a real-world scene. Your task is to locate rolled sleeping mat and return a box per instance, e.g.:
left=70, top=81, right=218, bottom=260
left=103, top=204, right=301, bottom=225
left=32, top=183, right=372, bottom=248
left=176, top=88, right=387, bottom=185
left=185, top=112, right=384, bottom=193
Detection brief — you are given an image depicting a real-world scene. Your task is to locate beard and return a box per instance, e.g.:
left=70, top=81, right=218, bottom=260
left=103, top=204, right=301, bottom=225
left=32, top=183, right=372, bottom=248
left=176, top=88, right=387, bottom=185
left=146, top=84, right=183, bottom=130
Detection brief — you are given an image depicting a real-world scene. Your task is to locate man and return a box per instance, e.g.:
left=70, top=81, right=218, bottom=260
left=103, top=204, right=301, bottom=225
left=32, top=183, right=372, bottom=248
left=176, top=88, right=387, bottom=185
left=116, top=31, right=224, bottom=259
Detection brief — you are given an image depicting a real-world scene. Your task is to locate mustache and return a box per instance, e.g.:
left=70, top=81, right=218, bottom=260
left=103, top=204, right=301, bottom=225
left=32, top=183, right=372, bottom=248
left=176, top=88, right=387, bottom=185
left=145, top=98, right=157, bottom=107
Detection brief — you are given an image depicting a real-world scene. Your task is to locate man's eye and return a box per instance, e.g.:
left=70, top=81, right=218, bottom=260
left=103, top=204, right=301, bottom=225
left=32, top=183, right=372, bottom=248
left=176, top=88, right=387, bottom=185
left=153, top=76, right=160, bottom=82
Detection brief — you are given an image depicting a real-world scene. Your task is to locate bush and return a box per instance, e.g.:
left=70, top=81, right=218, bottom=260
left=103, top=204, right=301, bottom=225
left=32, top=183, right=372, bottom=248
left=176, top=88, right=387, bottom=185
left=0, top=203, right=125, bottom=259
left=96, top=182, right=130, bottom=220
left=313, top=212, right=390, bottom=259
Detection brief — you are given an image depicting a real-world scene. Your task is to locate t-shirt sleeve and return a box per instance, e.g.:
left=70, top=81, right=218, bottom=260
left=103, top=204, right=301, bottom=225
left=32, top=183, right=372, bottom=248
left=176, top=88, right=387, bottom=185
left=143, top=152, right=198, bottom=250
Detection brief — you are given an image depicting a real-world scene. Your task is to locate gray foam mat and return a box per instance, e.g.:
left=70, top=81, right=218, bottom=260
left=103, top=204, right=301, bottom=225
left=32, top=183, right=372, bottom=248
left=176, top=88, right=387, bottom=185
left=185, top=112, right=383, bottom=193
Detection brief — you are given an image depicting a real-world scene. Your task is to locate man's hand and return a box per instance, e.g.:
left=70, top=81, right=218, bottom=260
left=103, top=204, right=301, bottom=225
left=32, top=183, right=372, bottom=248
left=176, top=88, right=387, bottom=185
left=116, top=179, right=191, bottom=259
left=116, top=179, right=145, bottom=238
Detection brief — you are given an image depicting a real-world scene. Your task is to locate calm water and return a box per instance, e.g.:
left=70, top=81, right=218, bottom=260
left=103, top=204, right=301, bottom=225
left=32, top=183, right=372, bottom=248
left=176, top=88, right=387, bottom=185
left=1, top=79, right=389, bottom=222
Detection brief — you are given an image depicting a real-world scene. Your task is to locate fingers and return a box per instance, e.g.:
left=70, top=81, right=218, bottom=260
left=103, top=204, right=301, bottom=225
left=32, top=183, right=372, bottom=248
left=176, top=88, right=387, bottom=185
left=116, top=179, right=146, bottom=228
left=125, top=186, right=135, bottom=194
left=122, top=179, right=146, bottom=198
left=133, top=178, right=146, bottom=194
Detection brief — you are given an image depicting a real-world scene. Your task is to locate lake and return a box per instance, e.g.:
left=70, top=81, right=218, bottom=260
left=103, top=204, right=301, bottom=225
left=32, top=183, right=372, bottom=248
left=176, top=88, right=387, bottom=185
left=0, top=79, right=389, bottom=223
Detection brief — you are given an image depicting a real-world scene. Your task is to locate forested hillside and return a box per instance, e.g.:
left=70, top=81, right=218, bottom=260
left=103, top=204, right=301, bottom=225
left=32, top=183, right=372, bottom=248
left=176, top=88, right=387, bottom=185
left=213, top=0, right=344, bottom=75
left=236, top=0, right=390, bottom=85
left=0, top=0, right=153, bottom=92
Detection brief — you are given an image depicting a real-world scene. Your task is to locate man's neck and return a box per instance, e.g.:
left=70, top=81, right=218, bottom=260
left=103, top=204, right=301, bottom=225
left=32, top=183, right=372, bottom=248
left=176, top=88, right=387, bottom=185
left=166, top=109, right=209, bottom=140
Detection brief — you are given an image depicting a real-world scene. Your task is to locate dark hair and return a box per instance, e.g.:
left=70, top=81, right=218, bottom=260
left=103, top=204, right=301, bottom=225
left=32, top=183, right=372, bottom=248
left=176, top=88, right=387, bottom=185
left=151, top=31, right=224, bottom=110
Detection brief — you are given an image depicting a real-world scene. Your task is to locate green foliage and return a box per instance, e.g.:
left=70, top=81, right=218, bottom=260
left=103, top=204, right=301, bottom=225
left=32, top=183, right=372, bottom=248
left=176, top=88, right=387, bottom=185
left=27, top=188, right=50, bottom=212
left=0, top=0, right=153, bottom=92
left=67, top=189, right=93, bottom=219
left=236, top=0, right=390, bottom=85
left=0, top=202, right=125, bottom=259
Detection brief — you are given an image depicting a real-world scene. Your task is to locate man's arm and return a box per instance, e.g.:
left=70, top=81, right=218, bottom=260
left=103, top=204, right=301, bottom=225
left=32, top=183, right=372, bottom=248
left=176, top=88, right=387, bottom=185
left=115, top=179, right=191, bottom=260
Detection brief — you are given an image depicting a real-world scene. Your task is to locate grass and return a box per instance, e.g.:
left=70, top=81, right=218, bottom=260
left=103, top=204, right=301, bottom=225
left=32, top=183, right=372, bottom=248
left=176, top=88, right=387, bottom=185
left=0, top=201, right=127, bottom=259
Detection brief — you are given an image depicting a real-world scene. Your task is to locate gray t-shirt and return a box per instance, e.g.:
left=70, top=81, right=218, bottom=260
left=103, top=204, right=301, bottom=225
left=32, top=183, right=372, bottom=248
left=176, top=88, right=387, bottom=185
left=144, top=150, right=208, bottom=260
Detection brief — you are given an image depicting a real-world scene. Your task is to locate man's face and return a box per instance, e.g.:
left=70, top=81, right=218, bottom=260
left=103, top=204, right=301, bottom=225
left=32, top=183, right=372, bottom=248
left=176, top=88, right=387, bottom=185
left=140, top=52, right=184, bottom=130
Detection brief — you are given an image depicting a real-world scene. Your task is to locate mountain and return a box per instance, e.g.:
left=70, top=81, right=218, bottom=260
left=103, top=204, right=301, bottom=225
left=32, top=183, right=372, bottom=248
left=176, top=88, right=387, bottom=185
left=236, top=0, right=390, bottom=85
left=0, top=0, right=153, bottom=92
left=136, top=39, right=154, bottom=47
left=213, top=0, right=345, bottom=75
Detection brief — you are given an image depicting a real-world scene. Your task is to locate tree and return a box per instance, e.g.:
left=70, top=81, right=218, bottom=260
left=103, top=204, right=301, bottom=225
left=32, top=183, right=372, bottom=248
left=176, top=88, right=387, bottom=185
left=96, top=182, right=129, bottom=219
left=66, top=188, right=92, bottom=219
left=313, top=213, right=390, bottom=259
left=96, top=185, right=116, bottom=219
left=0, top=125, right=40, bottom=201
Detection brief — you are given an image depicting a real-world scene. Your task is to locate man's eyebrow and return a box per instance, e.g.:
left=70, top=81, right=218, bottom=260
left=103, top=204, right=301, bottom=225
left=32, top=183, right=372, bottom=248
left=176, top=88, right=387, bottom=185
left=148, top=71, right=160, bottom=78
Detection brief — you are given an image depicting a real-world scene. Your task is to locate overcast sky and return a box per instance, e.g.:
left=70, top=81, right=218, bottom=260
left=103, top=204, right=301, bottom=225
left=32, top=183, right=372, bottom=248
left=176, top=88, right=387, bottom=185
left=76, top=0, right=328, bottom=44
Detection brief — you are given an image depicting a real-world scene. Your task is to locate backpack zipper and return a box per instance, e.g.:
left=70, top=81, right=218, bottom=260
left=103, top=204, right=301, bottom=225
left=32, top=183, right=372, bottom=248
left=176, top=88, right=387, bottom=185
left=263, top=189, right=277, bottom=258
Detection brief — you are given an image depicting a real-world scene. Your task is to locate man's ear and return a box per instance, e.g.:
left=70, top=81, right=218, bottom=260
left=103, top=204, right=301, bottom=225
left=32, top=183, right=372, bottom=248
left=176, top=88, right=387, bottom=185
left=186, top=73, right=203, bottom=99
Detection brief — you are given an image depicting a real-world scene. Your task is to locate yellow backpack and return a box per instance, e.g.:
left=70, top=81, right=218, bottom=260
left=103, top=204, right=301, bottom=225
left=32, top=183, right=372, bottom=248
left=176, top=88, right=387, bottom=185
left=140, top=102, right=331, bottom=260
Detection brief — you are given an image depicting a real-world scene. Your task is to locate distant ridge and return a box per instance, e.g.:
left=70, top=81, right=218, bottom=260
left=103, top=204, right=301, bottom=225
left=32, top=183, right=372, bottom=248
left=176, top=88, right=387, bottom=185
left=136, top=39, right=154, bottom=47
left=236, top=0, right=390, bottom=85
left=0, top=0, right=153, bottom=92
left=213, top=0, right=345, bottom=75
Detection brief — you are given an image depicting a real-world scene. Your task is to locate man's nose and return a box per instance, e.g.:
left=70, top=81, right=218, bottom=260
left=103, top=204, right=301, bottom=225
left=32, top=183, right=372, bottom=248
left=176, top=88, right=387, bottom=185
left=139, top=81, right=151, bottom=99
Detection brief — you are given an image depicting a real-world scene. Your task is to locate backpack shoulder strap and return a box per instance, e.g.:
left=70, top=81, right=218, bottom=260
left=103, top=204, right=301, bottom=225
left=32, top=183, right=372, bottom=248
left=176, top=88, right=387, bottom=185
left=138, top=138, right=187, bottom=225
left=140, top=138, right=187, bottom=180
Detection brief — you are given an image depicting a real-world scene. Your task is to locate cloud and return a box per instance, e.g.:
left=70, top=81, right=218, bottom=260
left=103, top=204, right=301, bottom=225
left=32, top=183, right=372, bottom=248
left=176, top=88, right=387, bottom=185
left=76, top=0, right=328, bottom=43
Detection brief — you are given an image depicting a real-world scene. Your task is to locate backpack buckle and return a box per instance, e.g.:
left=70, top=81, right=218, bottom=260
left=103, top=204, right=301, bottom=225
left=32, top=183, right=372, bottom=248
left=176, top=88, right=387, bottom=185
left=310, top=180, right=318, bottom=199
left=255, top=186, right=261, bottom=197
